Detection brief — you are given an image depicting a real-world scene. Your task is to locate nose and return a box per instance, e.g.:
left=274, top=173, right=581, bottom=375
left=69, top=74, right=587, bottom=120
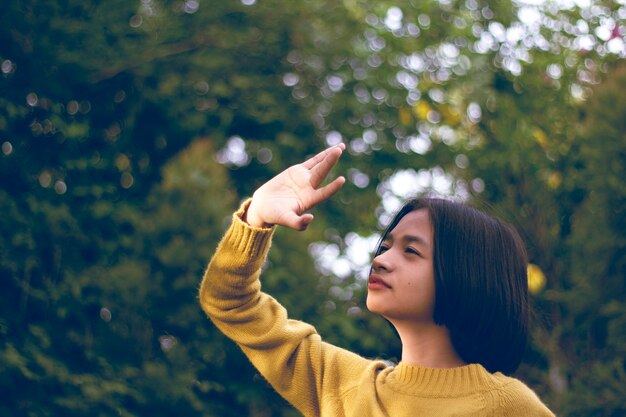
left=371, top=250, right=392, bottom=272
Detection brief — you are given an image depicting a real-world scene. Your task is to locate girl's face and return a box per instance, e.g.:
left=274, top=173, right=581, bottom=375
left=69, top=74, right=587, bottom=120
left=366, top=209, right=436, bottom=324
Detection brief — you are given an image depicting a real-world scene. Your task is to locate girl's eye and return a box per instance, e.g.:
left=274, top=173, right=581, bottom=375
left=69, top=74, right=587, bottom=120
left=405, top=247, right=421, bottom=256
left=377, top=245, right=390, bottom=255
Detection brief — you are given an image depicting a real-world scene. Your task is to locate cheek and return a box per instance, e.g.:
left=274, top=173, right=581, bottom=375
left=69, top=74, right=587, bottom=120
left=402, top=276, right=436, bottom=310
left=404, top=280, right=432, bottom=298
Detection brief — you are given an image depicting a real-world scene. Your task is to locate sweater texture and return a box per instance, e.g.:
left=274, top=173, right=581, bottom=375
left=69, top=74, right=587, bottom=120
left=199, top=201, right=555, bottom=417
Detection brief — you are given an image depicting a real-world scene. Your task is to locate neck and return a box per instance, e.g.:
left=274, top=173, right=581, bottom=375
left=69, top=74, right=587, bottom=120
left=391, top=320, right=466, bottom=369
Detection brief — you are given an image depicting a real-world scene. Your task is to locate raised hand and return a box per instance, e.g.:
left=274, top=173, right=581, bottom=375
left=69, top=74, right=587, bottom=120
left=245, top=144, right=346, bottom=231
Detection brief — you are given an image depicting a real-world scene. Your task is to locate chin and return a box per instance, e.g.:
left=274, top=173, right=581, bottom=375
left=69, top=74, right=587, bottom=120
left=365, top=297, right=382, bottom=315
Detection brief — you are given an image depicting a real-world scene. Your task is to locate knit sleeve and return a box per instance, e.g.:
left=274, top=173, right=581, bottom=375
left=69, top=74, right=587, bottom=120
left=486, top=376, right=556, bottom=417
left=198, top=200, right=370, bottom=417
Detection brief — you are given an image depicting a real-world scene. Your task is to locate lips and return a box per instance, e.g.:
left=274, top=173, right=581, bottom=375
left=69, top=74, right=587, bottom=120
left=368, top=274, right=391, bottom=289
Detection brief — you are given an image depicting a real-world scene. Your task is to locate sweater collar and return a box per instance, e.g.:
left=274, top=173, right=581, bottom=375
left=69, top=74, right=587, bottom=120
left=388, top=362, right=501, bottom=397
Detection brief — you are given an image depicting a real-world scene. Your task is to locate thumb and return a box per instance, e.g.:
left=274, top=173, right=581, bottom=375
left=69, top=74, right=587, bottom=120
left=279, top=211, right=314, bottom=231
left=297, top=213, right=314, bottom=231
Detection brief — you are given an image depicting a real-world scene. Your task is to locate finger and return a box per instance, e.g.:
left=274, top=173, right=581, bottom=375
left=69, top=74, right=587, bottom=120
left=309, top=146, right=344, bottom=188
left=302, top=143, right=345, bottom=170
left=297, top=213, right=314, bottom=231
left=310, top=176, right=346, bottom=206
left=278, top=211, right=314, bottom=231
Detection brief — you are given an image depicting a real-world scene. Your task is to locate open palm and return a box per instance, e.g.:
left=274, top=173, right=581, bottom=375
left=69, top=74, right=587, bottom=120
left=246, top=144, right=346, bottom=230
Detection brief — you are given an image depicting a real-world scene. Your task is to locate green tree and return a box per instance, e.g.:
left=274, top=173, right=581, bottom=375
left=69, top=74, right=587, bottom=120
left=2, top=0, right=625, bottom=415
left=555, top=64, right=626, bottom=417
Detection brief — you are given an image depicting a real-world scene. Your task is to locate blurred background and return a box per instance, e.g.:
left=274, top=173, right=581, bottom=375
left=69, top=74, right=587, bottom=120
left=1, top=0, right=625, bottom=415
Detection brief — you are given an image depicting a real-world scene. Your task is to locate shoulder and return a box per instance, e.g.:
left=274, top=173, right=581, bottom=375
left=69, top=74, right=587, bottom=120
left=491, top=373, right=555, bottom=416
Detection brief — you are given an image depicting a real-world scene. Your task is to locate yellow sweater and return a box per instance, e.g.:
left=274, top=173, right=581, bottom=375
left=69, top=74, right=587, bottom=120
left=199, top=203, right=555, bottom=417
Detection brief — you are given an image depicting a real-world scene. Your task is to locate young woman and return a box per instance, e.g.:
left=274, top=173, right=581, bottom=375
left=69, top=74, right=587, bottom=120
left=199, top=144, right=554, bottom=416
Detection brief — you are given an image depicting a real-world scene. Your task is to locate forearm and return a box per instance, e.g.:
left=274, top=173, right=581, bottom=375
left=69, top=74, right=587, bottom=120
left=199, top=200, right=272, bottom=313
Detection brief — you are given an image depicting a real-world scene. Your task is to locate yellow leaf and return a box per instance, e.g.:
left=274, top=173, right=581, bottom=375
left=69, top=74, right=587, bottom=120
left=399, top=107, right=412, bottom=126
left=440, top=104, right=461, bottom=126
left=527, top=263, right=547, bottom=294
left=532, top=128, right=549, bottom=149
left=547, top=172, right=562, bottom=189
left=413, top=101, right=431, bottom=120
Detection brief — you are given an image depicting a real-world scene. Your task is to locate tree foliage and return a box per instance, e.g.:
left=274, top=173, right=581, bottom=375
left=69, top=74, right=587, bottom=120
left=1, top=0, right=625, bottom=415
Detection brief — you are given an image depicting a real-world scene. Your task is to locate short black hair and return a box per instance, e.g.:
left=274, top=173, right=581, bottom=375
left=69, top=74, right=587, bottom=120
left=378, top=197, right=529, bottom=374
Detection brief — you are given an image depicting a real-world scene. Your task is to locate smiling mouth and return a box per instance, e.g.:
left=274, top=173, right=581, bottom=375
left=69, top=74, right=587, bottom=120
left=368, top=274, right=391, bottom=289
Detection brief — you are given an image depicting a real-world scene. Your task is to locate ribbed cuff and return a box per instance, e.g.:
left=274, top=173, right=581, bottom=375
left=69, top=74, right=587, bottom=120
left=226, top=199, right=274, bottom=257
